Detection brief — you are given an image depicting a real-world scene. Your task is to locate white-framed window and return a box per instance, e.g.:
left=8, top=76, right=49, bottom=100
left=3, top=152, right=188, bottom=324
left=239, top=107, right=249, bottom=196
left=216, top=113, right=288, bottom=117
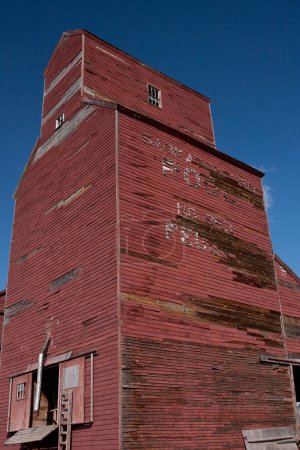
left=148, top=84, right=161, bottom=107
left=55, top=113, right=65, bottom=129
left=16, top=382, right=26, bottom=400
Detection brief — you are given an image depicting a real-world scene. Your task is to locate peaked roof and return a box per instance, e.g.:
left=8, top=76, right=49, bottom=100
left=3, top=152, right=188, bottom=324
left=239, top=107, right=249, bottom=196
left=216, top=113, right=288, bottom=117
left=15, top=28, right=265, bottom=200
left=43, top=28, right=212, bottom=103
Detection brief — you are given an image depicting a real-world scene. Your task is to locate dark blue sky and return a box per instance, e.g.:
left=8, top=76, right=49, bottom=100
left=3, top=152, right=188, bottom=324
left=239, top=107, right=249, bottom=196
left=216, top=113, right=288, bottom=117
left=1, top=0, right=299, bottom=288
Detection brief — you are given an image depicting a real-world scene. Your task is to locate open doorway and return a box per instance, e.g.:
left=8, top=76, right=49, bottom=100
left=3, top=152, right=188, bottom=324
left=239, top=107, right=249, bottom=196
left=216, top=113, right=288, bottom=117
left=31, top=365, right=59, bottom=427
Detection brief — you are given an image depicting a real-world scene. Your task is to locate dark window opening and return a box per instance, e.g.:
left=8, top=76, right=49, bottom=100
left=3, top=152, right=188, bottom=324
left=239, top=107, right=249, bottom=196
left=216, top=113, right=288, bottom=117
left=55, top=113, right=64, bottom=129
left=148, top=85, right=161, bottom=107
left=17, top=383, right=26, bottom=400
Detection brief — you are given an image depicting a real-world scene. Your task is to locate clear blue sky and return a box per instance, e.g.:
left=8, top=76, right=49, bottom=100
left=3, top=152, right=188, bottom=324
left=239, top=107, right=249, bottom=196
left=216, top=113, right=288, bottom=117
left=1, top=0, right=299, bottom=289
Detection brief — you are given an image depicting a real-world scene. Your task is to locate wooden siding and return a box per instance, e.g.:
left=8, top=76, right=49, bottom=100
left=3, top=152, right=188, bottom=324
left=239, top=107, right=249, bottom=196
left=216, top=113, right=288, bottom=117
left=59, top=357, right=85, bottom=424
left=0, top=107, right=120, bottom=449
left=42, top=65, right=81, bottom=119
left=83, top=33, right=215, bottom=147
left=275, top=256, right=300, bottom=359
left=0, top=291, right=5, bottom=357
left=44, top=33, right=82, bottom=89
left=9, top=373, right=33, bottom=432
left=1, top=29, right=299, bottom=450
left=118, top=113, right=295, bottom=449
left=41, top=36, right=83, bottom=146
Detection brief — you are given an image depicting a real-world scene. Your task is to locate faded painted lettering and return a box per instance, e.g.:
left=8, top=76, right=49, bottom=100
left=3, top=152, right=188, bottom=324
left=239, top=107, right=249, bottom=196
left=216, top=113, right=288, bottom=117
left=166, top=203, right=233, bottom=259
left=142, top=132, right=257, bottom=194
left=176, top=202, right=233, bottom=234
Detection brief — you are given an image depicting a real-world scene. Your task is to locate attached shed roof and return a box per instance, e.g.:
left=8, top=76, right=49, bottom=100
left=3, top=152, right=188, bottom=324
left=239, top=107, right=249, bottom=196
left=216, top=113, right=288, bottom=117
left=4, top=425, right=57, bottom=446
left=243, top=426, right=298, bottom=449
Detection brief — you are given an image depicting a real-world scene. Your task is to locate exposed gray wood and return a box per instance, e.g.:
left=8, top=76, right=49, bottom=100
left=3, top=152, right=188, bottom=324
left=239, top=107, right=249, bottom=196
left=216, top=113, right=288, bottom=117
left=243, top=427, right=298, bottom=450
left=4, top=299, right=35, bottom=325
left=50, top=267, right=81, bottom=290
left=34, top=105, right=95, bottom=161
left=260, top=355, right=300, bottom=366
left=44, top=51, right=82, bottom=97
left=81, top=96, right=117, bottom=110
left=4, top=425, right=58, bottom=445
left=42, top=78, right=81, bottom=125
left=63, top=365, right=80, bottom=389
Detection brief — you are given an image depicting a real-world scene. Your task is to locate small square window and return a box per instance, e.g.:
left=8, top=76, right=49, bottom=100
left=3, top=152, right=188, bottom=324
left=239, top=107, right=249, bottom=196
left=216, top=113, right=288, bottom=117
left=148, top=85, right=161, bottom=107
left=16, top=383, right=26, bottom=400
left=55, top=113, right=65, bottom=129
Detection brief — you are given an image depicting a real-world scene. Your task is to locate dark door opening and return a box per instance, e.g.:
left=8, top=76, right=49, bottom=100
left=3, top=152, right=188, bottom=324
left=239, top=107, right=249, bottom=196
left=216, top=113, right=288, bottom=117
left=293, top=365, right=300, bottom=416
left=31, top=365, right=59, bottom=427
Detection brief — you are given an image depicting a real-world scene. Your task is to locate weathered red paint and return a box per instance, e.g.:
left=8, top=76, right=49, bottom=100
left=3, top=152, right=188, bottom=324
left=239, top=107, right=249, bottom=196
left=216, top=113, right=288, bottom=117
left=0, top=29, right=299, bottom=450
left=58, top=357, right=85, bottom=424
left=0, top=290, right=5, bottom=358
left=9, top=373, right=33, bottom=432
left=117, top=115, right=293, bottom=449
left=275, top=255, right=300, bottom=358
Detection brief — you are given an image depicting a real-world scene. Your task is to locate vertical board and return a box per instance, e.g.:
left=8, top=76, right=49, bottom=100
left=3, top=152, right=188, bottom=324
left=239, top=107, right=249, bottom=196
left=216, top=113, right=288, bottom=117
left=9, top=373, right=32, bottom=432
left=59, top=357, right=85, bottom=424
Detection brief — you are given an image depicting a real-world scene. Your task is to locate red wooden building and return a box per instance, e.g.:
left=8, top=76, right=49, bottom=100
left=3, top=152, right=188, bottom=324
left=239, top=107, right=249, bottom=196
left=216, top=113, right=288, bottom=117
left=0, top=29, right=300, bottom=449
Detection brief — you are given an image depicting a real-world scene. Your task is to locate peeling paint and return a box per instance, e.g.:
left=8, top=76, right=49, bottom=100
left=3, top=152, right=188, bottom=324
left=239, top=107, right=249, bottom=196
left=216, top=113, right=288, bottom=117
left=50, top=267, right=82, bottom=291
left=121, top=248, right=177, bottom=268
left=45, top=184, right=92, bottom=214
left=17, top=247, right=43, bottom=264
left=34, top=105, right=96, bottom=161
left=82, top=316, right=99, bottom=327
left=44, top=51, right=82, bottom=97
left=122, top=291, right=283, bottom=340
left=42, top=78, right=81, bottom=125
left=4, top=299, right=35, bottom=325
left=161, top=158, right=180, bottom=176
left=143, top=131, right=258, bottom=195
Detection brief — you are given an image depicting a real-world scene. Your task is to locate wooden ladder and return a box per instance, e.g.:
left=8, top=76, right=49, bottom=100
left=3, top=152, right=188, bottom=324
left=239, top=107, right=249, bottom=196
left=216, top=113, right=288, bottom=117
left=58, top=391, right=73, bottom=450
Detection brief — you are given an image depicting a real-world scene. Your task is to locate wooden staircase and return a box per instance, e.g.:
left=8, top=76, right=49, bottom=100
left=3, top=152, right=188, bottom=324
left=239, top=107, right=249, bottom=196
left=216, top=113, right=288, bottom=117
left=58, top=391, right=73, bottom=450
